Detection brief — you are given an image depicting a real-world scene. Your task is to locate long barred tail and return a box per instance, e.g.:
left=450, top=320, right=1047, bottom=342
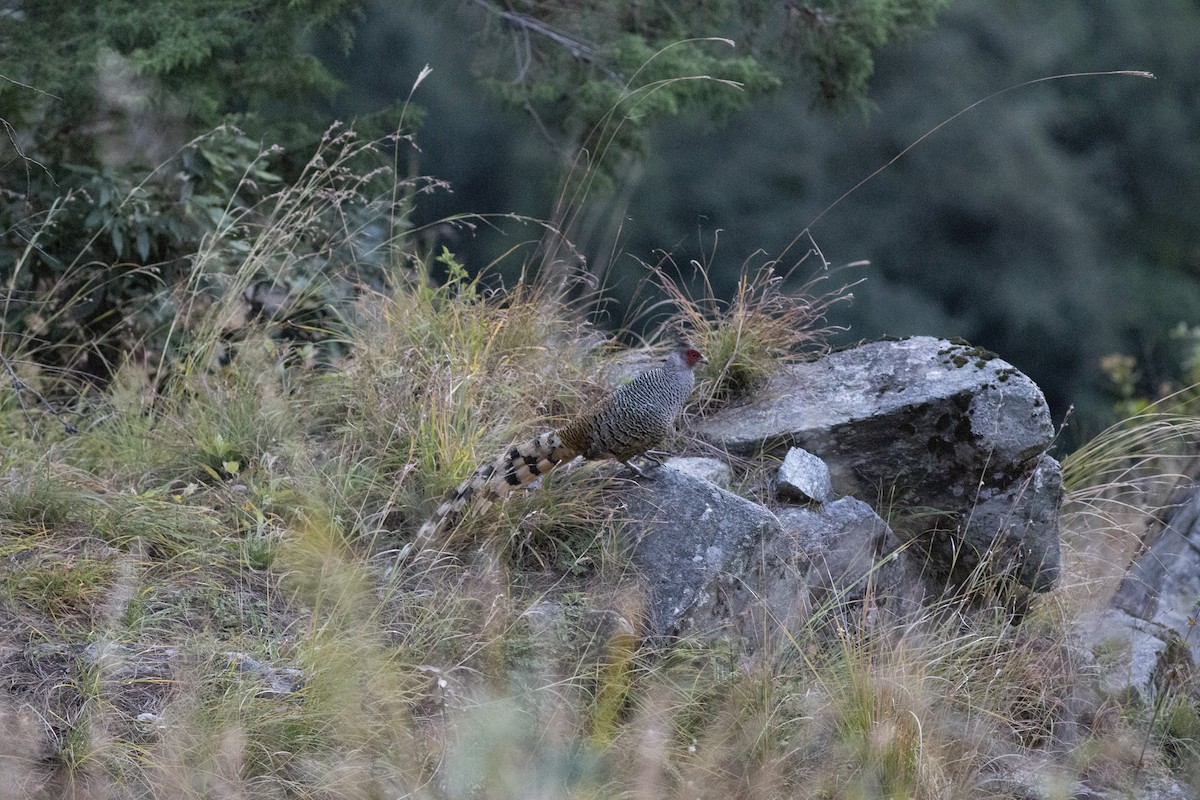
left=415, top=430, right=579, bottom=546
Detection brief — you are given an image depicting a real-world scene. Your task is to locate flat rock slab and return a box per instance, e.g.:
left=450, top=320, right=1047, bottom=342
left=697, top=336, right=1053, bottom=468
left=663, top=456, right=733, bottom=488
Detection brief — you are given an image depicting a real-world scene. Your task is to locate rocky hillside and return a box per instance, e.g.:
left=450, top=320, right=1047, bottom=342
left=2, top=281, right=1198, bottom=798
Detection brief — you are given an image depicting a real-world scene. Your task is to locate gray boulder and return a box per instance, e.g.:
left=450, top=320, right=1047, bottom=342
left=1112, top=480, right=1200, bottom=665
left=619, top=469, right=915, bottom=648
left=620, top=466, right=781, bottom=642
left=777, top=497, right=924, bottom=631
left=1078, top=478, right=1200, bottom=708
left=1076, top=609, right=1194, bottom=703
left=696, top=337, right=1062, bottom=593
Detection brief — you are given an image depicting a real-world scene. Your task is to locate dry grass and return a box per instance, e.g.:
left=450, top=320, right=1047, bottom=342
left=630, top=246, right=854, bottom=416
left=2, top=371, right=1195, bottom=798
left=1, top=119, right=1197, bottom=799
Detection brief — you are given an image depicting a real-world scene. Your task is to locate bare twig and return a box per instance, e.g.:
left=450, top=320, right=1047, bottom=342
left=777, top=69, right=1156, bottom=266
left=469, top=0, right=621, bottom=80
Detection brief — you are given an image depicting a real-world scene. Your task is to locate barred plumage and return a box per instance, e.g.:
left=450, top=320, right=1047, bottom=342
left=415, top=346, right=706, bottom=545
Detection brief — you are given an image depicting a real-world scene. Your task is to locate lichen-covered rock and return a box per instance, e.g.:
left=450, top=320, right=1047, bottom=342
left=696, top=337, right=1062, bottom=593
left=953, top=452, right=1062, bottom=592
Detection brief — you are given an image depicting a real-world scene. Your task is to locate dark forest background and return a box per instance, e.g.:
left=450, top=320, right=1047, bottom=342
left=5, top=0, right=1199, bottom=445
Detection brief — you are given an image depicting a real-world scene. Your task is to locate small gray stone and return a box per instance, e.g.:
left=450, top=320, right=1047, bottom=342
left=776, top=447, right=833, bottom=503
left=518, top=600, right=636, bottom=672
left=226, top=652, right=304, bottom=697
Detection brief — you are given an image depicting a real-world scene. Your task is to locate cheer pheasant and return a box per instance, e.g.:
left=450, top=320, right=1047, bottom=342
left=416, top=345, right=707, bottom=544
